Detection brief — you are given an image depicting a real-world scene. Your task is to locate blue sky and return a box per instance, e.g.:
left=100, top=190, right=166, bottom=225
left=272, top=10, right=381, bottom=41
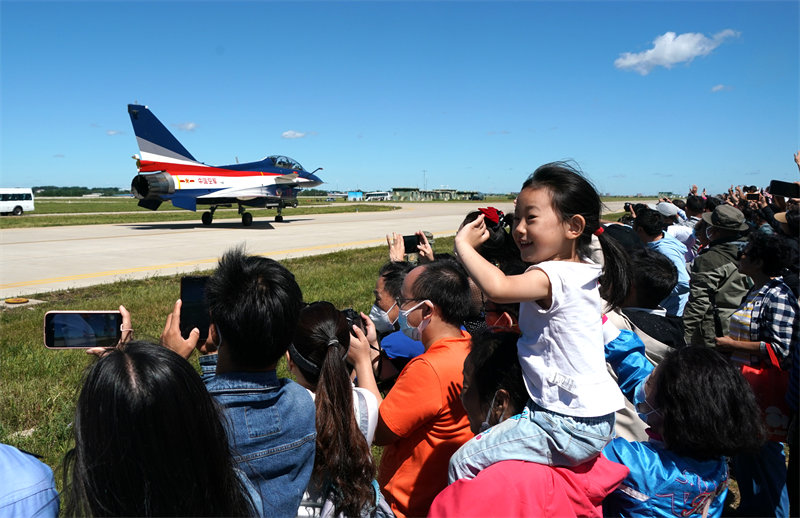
left=1, top=1, right=798, bottom=195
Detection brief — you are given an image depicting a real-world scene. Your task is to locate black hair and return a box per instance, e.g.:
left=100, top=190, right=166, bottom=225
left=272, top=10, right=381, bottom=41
left=521, top=162, right=631, bottom=308
left=290, top=302, right=375, bottom=517
left=603, top=224, right=645, bottom=255
left=744, top=231, right=796, bottom=277
left=629, top=248, right=678, bottom=308
left=62, top=342, right=255, bottom=517
left=206, top=246, right=304, bottom=368
left=784, top=209, right=800, bottom=237
left=705, top=196, right=723, bottom=212
left=654, top=346, right=764, bottom=460
left=378, top=261, right=413, bottom=300
left=467, top=331, right=528, bottom=412
left=671, top=199, right=686, bottom=211
left=411, top=260, right=471, bottom=327
left=460, top=209, right=523, bottom=272
left=633, top=208, right=666, bottom=237
left=686, top=195, right=704, bottom=214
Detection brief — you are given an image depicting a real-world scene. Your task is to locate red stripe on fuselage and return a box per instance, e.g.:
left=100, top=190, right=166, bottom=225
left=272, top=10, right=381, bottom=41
left=138, top=161, right=283, bottom=177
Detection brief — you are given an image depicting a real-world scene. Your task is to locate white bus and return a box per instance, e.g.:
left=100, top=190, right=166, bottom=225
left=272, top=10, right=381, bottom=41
left=0, top=188, right=35, bottom=216
left=364, top=191, right=391, bottom=201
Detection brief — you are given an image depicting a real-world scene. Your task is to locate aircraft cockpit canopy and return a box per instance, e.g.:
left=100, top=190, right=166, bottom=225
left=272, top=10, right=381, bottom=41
left=268, top=155, right=305, bottom=171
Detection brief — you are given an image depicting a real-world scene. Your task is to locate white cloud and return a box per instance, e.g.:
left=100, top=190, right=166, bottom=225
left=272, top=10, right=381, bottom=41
left=106, top=130, right=123, bottom=136
left=173, top=122, right=197, bottom=132
left=711, top=84, right=731, bottom=92
left=281, top=130, right=306, bottom=139
left=615, top=29, right=739, bottom=75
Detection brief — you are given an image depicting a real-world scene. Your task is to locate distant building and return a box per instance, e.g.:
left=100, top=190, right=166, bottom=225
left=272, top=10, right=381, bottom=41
left=347, top=190, right=363, bottom=201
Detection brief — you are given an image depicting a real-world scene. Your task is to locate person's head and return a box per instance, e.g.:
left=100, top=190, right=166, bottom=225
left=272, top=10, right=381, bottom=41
left=371, top=261, right=413, bottom=333
left=737, top=232, right=796, bottom=278
left=63, top=342, right=255, bottom=517
left=671, top=199, right=686, bottom=211
left=288, top=302, right=375, bottom=516
left=625, top=248, right=678, bottom=309
left=515, top=162, right=631, bottom=308
left=206, top=247, right=304, bottom=369
left=461, top=331, right=529, bottom=435
left=685, top=195, right=704, bottom=216
left=776, top=208, right=800, bottom=237
left=633, top=208, right=665, bottom=240
left=701, top=205, right=749, bottom=242
left=655, top=202, right=679, bottom=224
left=398, top=260, right=471, bottom=342
left=642, top=346, right=764, bottom=460
left=461, top=208, right=520, bottom=269
left=704, top=196, right=723, bottom=212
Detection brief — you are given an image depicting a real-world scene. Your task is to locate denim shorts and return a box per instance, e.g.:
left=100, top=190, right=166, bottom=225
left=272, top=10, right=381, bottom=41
left=448, top=399, right=614, bottom=482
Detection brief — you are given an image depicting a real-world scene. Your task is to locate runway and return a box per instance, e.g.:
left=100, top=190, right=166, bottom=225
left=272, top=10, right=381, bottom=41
left=0, top=200, right=634, bottom=298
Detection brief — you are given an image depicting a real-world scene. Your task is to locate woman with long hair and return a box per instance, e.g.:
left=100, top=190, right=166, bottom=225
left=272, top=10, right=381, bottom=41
left=62, top=341, right=258, bottom=517
left=287, top=301, right=388, bottom=517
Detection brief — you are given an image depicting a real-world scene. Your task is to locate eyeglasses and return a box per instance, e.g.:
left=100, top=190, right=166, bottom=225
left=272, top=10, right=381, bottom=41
left=396, top=297, right=424, bottom=309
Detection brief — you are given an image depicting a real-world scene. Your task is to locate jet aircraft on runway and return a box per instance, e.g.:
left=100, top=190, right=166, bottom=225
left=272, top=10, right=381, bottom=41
left=127, top=104, right=323, bottom=225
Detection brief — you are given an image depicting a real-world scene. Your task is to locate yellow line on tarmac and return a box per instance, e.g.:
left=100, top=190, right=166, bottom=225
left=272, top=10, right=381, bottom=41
left=0, top=231, right=455, bottom=290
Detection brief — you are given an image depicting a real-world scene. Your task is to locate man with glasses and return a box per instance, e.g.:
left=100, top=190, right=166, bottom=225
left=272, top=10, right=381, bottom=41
left=373, top=260, right=474, bottom=518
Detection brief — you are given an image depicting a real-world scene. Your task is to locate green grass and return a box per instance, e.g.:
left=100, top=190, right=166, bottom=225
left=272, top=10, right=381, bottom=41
left=1, top=237, right=440, bottom=483
left=0, top=203, right=397, bottom=229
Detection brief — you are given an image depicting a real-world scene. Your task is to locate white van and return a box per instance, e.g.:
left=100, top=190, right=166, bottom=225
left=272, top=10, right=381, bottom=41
left=0, top=188, right=35, bottom=216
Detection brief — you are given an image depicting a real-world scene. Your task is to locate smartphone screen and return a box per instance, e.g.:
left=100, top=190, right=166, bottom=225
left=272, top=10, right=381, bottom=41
left=44, top=311, right=122, bottom=348
left=180, top=276, right=210, bottom=341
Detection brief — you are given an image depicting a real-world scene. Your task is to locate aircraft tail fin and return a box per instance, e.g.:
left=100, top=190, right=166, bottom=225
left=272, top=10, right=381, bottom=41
left=128, top=104, right=199, bottom=166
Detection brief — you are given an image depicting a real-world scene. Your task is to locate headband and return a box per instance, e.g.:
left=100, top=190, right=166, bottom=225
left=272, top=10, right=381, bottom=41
left=288, top=343, right=320, bottom=375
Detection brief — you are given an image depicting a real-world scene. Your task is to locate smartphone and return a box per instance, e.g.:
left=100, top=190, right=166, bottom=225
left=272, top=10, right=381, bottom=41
left=44, top=310, right=122, bottom=349
left=403, top=234, right=421, bottom=254
left=746, top=193, right=760, bottom=201
left=769, top=180, right=800, bottom=198
left=180, top=276, right=210, bottom=341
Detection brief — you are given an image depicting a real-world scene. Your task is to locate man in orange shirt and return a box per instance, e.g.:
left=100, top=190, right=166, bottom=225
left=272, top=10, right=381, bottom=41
left=374, top=260, right=474, bottom=518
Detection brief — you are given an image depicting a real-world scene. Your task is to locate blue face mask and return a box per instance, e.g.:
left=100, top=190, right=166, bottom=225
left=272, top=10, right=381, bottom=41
left=633, top=375, right=661, bottom=425
left=397, top=300, right=429, bottom=341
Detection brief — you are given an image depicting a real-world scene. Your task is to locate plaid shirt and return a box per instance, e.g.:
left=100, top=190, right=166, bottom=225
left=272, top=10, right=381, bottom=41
left=738, top=277, right=798, bottom=364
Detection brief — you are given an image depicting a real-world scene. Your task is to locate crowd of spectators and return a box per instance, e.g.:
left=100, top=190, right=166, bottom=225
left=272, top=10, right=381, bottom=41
left=2, top=155, right=799, bottom=518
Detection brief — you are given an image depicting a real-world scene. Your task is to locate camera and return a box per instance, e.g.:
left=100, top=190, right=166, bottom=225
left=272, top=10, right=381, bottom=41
left=342, top=308, right=365, bottom=334
left=403, top=234, right=421, bottom=254
left=624, top=202, right=632, bottom=212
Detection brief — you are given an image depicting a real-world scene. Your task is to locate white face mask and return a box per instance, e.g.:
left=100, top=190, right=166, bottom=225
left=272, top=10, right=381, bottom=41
left=479, top=390, right=511, bottom=432
left=397, top=300, right=429, bottom=341
left=369, top=302, right=397, bottom=335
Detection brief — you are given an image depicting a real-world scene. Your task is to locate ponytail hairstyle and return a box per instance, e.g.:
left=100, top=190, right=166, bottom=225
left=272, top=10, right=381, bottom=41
left=290, top=302, right=375, bottom=516
left=521, top=162, right=631, bottom=308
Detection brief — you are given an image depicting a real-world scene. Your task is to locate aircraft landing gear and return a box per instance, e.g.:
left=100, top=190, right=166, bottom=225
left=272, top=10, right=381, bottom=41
left=202, top=206, right=218, bottom=225
left=275, top=204, right=284, bottom=223
left=238, top=205, right=253, bottom=226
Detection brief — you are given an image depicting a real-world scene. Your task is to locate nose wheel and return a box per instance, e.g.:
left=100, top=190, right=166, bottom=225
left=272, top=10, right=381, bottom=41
left=201, top=210, right=213, bottom=225
left=242, top=212, right=253, bottom=226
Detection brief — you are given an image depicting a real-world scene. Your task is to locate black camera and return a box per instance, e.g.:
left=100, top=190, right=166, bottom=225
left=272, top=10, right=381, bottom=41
left=342, top=308, right=365, bottom=334
left=624, top=202, right=632, bottom=212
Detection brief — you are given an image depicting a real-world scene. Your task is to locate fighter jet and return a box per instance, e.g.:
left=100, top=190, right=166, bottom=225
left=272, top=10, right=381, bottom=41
left=127, top=104, right=323, bottom=225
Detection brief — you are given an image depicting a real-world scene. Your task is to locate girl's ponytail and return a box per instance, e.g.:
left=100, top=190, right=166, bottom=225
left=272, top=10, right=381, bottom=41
left=595, top=229, right=631, bottom=309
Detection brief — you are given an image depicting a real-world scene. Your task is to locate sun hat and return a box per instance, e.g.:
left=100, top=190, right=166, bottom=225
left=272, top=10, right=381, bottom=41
left=701, top=204, right=749, bottom=231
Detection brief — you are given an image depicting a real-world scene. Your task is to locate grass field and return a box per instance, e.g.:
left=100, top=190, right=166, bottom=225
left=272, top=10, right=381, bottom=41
left=1, top=235, right=415, bottom=484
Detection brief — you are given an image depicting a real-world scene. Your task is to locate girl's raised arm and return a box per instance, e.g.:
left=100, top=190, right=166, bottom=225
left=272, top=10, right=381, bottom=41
left=454, top=215, right=550, bottom=304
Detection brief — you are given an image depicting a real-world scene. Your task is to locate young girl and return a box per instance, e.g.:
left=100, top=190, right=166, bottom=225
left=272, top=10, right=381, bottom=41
left=450, top=162, right=630, bottom=480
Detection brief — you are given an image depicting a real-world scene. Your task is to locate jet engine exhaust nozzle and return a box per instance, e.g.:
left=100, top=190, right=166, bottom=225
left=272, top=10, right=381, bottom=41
left=131, top=173, right=176, bottom=199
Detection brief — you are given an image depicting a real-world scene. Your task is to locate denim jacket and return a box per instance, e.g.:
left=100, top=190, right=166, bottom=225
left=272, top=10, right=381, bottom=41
left=200, top=355, right=316, bottom=518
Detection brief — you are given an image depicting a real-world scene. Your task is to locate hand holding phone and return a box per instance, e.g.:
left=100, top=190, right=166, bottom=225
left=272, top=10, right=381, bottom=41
left=180, top=276, right=210, bottom=341
left=44, top=311, right=122, bottom=348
